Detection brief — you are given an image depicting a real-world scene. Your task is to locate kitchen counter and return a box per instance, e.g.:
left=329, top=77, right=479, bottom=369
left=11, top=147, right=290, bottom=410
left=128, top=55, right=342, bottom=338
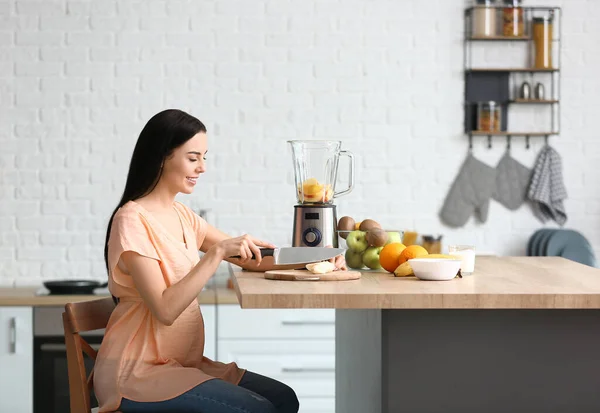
left=0, top=287, right=223, bottom=306
left=232, top=256, right=600, bottom=413
left=232, top=256, right=600, bottom=309
left=0, top=261, right=241, bottom=307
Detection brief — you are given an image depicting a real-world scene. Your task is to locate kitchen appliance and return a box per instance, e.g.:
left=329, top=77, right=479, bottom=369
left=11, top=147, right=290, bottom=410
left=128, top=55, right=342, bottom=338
left=288, top=140, right=355, bottom=248
left=233, top=247, right=345, bottom=265
left=34, top=306, right=103, bottom=413
left=42, top=280, right=108, bottom=295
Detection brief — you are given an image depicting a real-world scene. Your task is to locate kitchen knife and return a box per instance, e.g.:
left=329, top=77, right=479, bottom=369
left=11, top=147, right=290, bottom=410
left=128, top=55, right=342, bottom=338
left=231, top=247, right=345, bottom=265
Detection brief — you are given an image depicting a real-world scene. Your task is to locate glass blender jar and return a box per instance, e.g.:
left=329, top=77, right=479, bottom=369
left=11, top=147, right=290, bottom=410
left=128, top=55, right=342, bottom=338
left=288, top=140, right=354, bottom=248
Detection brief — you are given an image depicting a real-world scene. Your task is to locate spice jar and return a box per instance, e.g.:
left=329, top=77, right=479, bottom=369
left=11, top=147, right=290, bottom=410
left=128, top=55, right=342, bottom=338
left=477, top=101, right=501, bottom=131
left=533, top=13, right=554, bottom=69
left=472, top=0, right=497, bottom=38
left=502, top=0, right=524, bottom=36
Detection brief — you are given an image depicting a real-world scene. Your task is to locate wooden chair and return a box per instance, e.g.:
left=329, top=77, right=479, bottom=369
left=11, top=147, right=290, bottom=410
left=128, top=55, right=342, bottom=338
left=62, top=297, right=119, bottom=413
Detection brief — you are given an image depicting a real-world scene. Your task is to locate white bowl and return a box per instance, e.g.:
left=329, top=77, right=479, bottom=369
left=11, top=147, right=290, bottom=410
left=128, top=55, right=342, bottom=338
left=408, top=258, right=462, bottom=281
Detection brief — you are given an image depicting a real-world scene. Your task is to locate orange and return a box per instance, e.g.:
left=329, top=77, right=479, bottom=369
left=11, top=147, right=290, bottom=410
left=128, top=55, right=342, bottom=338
left=379, top=243, right=406, bottom=273
left=398, top=245, right=428, bottom=264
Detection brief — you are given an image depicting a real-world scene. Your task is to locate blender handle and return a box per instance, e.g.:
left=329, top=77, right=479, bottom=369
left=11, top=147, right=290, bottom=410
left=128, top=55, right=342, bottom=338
left=334, top=150, right=354, bottom=198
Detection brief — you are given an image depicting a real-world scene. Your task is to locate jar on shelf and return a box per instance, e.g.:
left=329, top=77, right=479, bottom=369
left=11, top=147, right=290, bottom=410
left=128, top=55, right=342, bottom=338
left=472, top=0, right=497, bottom=38
left=533, top=12, right=554, bottom=69
left=477, top=101, right=501, bottom=131
left=502, top=0, right=524, bottom=37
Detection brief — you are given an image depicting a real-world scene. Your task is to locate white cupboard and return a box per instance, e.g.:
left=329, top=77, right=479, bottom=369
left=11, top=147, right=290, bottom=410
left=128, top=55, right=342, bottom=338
left=0, top=306, right=33, bottom=413
left=216, top=306, right=335, bottom=413
left=201, top=304, right=216, bottom=360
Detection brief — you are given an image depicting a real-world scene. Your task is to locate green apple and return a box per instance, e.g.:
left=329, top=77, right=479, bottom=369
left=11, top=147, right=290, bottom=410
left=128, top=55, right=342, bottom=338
left=346, top=230, right=368, bottom=253
left=385, top=231, right=402, bottom=246
left=345, top=249, right=364, bottom=269
left=362, top=246, right=383, bottom=270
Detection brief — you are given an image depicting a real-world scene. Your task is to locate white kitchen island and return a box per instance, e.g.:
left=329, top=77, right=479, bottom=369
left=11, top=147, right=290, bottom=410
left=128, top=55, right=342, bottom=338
left=232, top=256, right=600, bottom=413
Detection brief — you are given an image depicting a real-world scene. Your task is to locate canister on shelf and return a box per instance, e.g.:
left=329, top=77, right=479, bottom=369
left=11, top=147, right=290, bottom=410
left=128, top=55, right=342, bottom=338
left=520, top=81, right=531, bottom=99
left=533, top=12, right=554, bottom=69
left=502, top=0, right=524, bottom=37
left=421, top=235, right=443, bottom=254
left=534, top=82, right=545, bottom=100
left=477, top=101, right=502, bottom=132
left=472, top=0, right=498, bottom=37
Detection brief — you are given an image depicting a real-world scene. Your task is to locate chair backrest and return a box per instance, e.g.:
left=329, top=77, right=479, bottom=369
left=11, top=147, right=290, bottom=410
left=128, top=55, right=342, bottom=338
left=62, top=297, right=115, bottom=413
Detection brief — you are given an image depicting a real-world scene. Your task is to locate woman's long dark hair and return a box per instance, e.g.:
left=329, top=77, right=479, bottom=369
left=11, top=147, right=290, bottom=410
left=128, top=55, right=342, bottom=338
left=104, top=109, right=207, bottom=274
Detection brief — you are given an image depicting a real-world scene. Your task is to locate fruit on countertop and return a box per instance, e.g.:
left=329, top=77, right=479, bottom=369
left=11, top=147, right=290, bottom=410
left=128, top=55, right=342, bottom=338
left=393, top=261, right=414, bottom=277
left=338, top=217, right=404, bottom=270
left=345, top=249, right=364, bottom=270
left=379, top=243, right=406, bottom=273
left=358, top=219, right=382, bottom=232
left=346, top=230, right=368, bottom=253
left=306, top=261, right=336, bottom=274
left=337, top=216, right=356, bottom=239
left=365, top=228, right=388, bottom=247
left=398, top=245, right=429, bottom=264
left=362, top=246, right=383, bottom=270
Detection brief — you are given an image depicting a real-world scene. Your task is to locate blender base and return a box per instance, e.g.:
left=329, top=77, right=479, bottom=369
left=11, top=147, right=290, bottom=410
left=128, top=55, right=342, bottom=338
left=292, top=204, right=338, bottom=248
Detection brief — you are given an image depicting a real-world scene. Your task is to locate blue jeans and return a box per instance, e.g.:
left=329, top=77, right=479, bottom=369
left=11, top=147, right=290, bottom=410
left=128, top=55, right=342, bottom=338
left=117, top=371, right=299, bottom=413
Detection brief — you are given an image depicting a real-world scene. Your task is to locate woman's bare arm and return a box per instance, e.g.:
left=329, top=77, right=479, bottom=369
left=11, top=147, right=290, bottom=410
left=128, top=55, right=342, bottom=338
left=120, top=246, right=223, bottom=326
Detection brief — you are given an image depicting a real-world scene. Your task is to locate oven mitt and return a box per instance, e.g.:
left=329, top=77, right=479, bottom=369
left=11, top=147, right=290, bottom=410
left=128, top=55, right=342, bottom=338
left=492, top=151, right=532, bottom=210
left=440, top=153, right=496, bottom=227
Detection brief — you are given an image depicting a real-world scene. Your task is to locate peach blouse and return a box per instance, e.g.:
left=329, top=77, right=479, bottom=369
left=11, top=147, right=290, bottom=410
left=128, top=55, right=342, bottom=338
left=94, top=201, right=244, bottom=412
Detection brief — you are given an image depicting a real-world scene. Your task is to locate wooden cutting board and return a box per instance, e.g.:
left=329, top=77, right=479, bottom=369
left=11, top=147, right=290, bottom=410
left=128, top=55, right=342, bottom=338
left=264, top=269, right=361, bottom=281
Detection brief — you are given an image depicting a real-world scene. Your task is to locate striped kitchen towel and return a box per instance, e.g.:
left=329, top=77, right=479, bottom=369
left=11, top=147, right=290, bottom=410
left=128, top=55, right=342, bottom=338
left=527, top=144, right=568, bottom=225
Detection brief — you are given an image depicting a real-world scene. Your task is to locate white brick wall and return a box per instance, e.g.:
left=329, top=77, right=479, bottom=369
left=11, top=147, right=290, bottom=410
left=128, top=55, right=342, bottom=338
left=1, top=0, right=599, bottom=285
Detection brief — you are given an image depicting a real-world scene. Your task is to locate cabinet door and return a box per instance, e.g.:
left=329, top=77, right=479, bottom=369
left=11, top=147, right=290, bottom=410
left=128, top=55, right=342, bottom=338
left=0, top=307, right=33, bottom=413
left=218, top=305, right=335, bottom=339
left=218, top=339, right=335, bottom=413
left=200, top=304, right=216, bottom=360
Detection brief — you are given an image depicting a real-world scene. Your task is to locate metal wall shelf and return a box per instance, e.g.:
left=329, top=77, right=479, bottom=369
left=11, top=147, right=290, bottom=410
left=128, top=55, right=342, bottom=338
left=469, top=35, right=531, bottom=41
left=466, top=68, right=559, bottom=73
left=464, top=6, right=562, bottom=148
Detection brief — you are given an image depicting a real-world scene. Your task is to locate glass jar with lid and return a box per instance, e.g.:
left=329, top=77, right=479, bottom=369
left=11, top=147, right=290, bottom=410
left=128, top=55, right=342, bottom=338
left=472, top=0, right=498, bottom=38
left=533, top=12, right=554, bottom=69
left=477, top=101, right=501, bottom=132
left=502, top=0, right=524, bottom=37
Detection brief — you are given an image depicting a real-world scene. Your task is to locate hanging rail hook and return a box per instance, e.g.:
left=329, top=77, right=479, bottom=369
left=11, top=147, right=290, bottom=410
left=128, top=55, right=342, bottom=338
left=525, top=135, right=530, bottom=150
left=506, top=135, right=511, bottom=151
left=544, top=134, right=549, bottom=146
left=487, top=135, right=492, bottom=149
left=468, top=134, right=473, bottom=152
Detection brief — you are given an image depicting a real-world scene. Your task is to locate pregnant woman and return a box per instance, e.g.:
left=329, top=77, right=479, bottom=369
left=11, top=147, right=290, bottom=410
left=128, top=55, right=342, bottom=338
left=94, top=109, right=345, bottom=413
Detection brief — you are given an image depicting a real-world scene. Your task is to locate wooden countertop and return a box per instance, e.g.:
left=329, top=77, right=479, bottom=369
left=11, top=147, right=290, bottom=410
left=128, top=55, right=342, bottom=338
left=0, top=286, right=236, bottom=307
left=232, top=256, right=600, bottom=309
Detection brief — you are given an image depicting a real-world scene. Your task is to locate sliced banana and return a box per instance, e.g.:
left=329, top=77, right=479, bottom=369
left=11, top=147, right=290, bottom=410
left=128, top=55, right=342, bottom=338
left=306, top=261, right=336, bottom=274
